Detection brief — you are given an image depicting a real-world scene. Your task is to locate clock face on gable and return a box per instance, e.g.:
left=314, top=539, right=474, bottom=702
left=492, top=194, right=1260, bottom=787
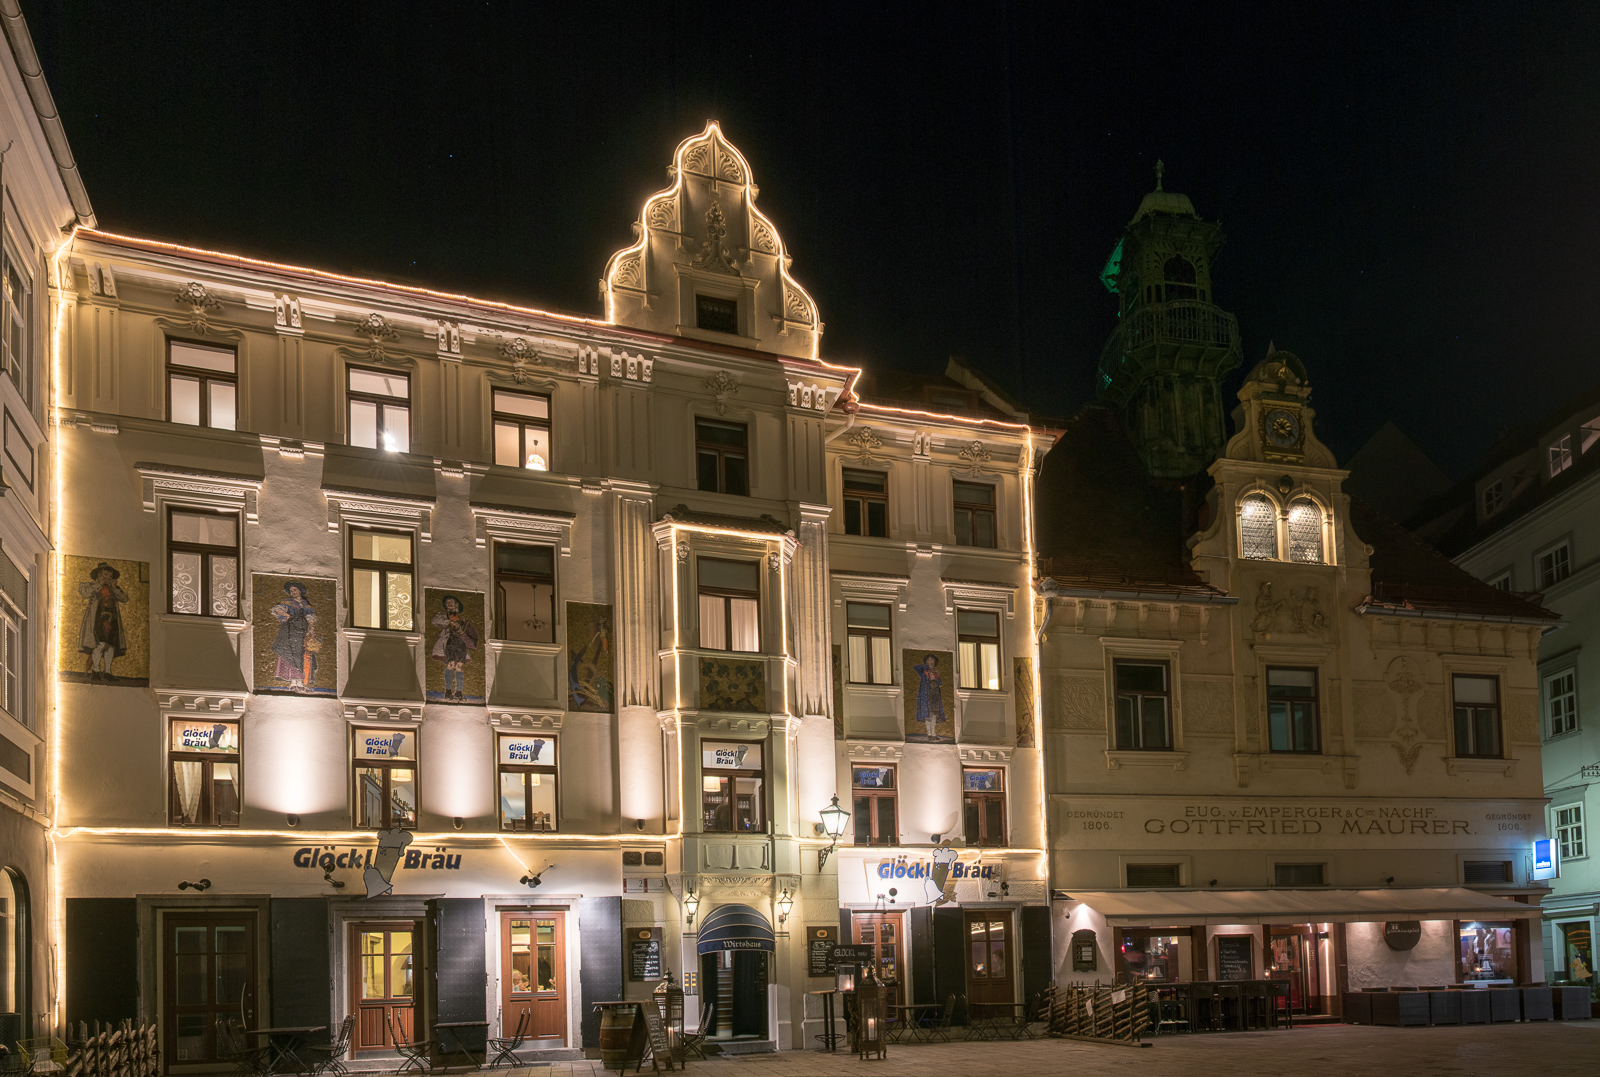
left=1261, top=407, right=1304, bottom=457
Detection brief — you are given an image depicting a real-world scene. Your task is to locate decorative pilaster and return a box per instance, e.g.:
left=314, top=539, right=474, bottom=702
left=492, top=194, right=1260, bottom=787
left=612, top=485, right=659, bottom=709
left=792, top=504, right=832, bottom=720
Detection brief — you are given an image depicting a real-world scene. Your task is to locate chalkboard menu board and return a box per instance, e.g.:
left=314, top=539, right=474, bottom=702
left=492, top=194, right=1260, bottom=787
left=640, top=1001, right=671, bottom=1065
left=807, top=926, right=838, bottom=977
left=628, top=927, right=662, bottom=982
left=1216, top=934, right=1252, bottom=981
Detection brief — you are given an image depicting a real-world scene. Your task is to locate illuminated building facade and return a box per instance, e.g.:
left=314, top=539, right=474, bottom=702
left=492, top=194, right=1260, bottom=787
left=1034, top=178, right=1559, bottom=1011
left=50, top=123, right=1055, bottom=1061
left=0, top=2, right=95, bottom=1043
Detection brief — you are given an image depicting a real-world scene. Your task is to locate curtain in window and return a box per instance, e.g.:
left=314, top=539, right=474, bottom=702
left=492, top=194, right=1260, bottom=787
left=729, top=597, right=760, bottom=652
left=698, top=595, right=726, bottom=650
left=173, top=760, right=203, bottom=825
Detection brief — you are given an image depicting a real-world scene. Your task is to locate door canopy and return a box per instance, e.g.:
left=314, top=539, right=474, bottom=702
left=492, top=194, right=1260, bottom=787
left=696, top=903, right=775, bottom=955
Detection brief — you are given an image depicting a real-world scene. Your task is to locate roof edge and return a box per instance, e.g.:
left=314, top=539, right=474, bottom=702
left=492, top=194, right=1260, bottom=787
left=0, top=0, right=94, bottom=227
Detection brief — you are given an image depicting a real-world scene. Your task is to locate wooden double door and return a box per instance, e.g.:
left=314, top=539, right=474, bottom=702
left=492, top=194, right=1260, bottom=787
left=351, top=921, right=419, bottom=1052
left=964, top=911, right=1014, bottom=1006
left=501, top=910, right=567, bottom=1045
left=852, top=913, right=905, bottom=1006
left=163, top=913, right=257, bottom=1067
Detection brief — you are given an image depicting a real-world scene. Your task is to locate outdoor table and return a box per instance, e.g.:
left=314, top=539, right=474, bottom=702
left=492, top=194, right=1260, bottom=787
left=808, top=990, right=843, bottom=1052
left=246, top=1026, right=325, bottom=1074
left=433, top=1021, right=489, bottom=1072
left=891, top=1004, right=943, bottom=1043
left=966, top=1002, right=1025, bottom=1041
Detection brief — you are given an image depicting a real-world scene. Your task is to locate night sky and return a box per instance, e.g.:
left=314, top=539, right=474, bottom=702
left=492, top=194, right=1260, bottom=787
left=22, top=2, right=1600, bottom=476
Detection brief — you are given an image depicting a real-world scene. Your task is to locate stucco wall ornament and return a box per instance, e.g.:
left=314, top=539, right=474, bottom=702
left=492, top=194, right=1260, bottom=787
left=676, top=544, right=691, bottom=565
left=1385, top=655, right=1426, bottom=774
left=704, top=371, right=739, bottom=415
left=693, top=201, right=739, bottom=275
left=500, top=337, right=542, bottom=383
left=958, top=440, right=993, bottom=473
left=848, top=427, right=884, bottom=460
left=354, top=312, right=401, bottom=362
left=174, top=281, right=223, bottom=333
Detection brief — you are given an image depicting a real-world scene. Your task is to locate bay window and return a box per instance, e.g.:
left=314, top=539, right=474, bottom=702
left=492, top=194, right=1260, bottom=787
left=701, top=740, right=764, bottom=833
left=698, top=559, right=760, bottom=652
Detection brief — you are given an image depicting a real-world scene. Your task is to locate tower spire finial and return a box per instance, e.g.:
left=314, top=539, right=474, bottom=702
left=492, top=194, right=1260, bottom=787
left=1154, top=159, right=1165, bottom=192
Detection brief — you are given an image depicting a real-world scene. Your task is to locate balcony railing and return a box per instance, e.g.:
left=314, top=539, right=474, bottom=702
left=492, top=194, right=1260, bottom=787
left=1099, top=300, right=1240, bottom=382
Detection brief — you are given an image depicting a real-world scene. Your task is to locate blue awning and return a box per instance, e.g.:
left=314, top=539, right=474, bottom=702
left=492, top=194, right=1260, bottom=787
left=696, top=903, right=775, bottom=955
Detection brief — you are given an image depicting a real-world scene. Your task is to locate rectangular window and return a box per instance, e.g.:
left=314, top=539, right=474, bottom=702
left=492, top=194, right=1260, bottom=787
left=1, top=250, right=29, bottom=401
left=1273, top=863, right=1325, bottom=886
left=695, top=294, right=739, bottom=335
left=1539, top=544, right=1571, bottom=589
left=169, top=719, right=240, bottom=828
left=1267, top=667, right=1319, bottom=753
left=169, top=509, right=240, bottom=617
left=1487, top=571, right=1512, bottom=592
left=353, top=727, right=417, bottom=829
left=1548, top=670, right=1578, bottom=738
left=348, top=367, right=410, bottom=452
left=701, top=740, right=764, bottom=833
left=0, top=606, right=22, bottom=721
left=851, top=764, right=897, bottom=845
left=962, top=766, right=1006, bottom=846
left=845, top=602, right=892, bottom=685
left=497, top=732, right=557, bottom=832
left=1550, top=435, right=1574, bottom=476
left=953, top=480, right=996, bottom=548
left=1584, top=419, right=1600, bottom=454
left=1557, top=804, right=1585, bottom=860
left=1481, top=479, right=1505, bottom=516
left=842, top=469, right=889, bottom=537
left=1114, top=660, right=1171, bottom=750
left=350, top=528, right=414, bottom=630
left=697, top=558, right=760, bottom=653
left=492, top=390, right=552, bottom=471
left=1125, top=864, right=1181, bottom=887
left=493, top=543, right=555, bottom=643
left=167, top=340, right=237, bottom=430
left=956, top=609, right=1001, bottom=690
left=1453, top=674, right=1502, bottom=758
left=695, top=418, right=748, bottom=495
left=3, top=413, right=31, bottom=490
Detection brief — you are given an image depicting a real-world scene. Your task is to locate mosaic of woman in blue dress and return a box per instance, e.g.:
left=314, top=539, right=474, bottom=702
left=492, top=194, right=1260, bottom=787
left=270, top=580, right=319, bottom=692
left=913, top=653, right=945, bottom=736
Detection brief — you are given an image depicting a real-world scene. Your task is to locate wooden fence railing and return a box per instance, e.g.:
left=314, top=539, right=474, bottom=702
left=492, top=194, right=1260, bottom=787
left=1045, top=983, right=1151, bottom=1046
left=62, top=1021, right=160, bottom=1077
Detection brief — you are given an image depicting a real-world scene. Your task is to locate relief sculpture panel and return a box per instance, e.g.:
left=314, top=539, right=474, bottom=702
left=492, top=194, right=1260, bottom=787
left=1052, top=674, right=1105, bottom=731
left=1181, top=678, right=1233, bottom=736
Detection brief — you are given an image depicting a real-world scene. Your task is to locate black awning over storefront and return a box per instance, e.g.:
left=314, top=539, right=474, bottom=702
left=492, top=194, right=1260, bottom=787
left=696, top=903, right=775, bottom=954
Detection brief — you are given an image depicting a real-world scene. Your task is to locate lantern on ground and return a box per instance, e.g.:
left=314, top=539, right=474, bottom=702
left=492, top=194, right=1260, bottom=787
left=653, top=971, right=685, bottom=1062
left=856, top=962, right=887, bottom=1060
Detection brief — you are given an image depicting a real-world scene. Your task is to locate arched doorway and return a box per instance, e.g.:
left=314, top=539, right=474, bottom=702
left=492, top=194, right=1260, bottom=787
left=695, top=904, right=774, bottom=1040
left=0, top=868, right=31, bottom=1035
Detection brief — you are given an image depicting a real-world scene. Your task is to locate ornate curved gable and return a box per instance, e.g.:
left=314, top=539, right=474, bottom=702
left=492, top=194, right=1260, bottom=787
left=601, top=123, right=822, bottom=360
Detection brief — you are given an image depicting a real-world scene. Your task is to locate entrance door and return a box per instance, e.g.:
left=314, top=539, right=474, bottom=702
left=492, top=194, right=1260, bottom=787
left=351, top=922, right=419, bottom=1052
left=852, top=913, right=905, bottom=1005
left=1267, top=926, right=1322, bottom=1015
left=964, top=912, right=1014, bottom=1006
left=163, top=913, right=257, bottom=1067
left=500, top=911, right=566, bottom=1045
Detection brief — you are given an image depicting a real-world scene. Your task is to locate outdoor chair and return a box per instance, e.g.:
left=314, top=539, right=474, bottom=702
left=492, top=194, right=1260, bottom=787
left=385, top=1013, right=433, bottom=1075
left=306, top=1014, right=355, bottom=1077
left=217, top=1019, right=271, bottom=1077
left=681, top=1003, right=714, bottom=1062
left=486, top=1010, right=529, bottom=1070
left=927, top=995, right=957, bottom=1043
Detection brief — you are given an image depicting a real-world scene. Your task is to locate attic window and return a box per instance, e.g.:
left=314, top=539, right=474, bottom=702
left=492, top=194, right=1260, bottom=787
left=1240, top=495, right=1277, bottom=560
left=695, top=294, right=739, bottom=335
left=1482, top=480, right=1505, bottom=516
left=1583, top=418, right=1600, bottom=454
left=1550, top=435, right=1573, bottom=477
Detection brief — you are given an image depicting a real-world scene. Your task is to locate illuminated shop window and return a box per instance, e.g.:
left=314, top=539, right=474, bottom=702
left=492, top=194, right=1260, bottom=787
left=168, top=508, right=240, bottom=617
left=353, top=727, right=417, bottom=830
left=348, top=367, right=410, bottom=452
left=350, top=528, right=414, bottom=631
left=1239, top=495, right=1277, bottom=559
left=695, top=418, right=749, bottom=495
left=167, top=340, right=236, bottom=430
left=168, top=718, right=240, bottom=828
left=493, top=390, right=552, bottom=471
left=498, top=732, right=558, bottom=832
left=842, top=468, right=889, bottom=537
left=1561, top=921, right=1593, bottom=985
left=493, top=542, right=556, bottom=643
left=1452, top=674, right=1502, bottom=759
left=701, top=740, right=764, bottom=833
left=953, top=481, right=996, bottom=548
left=1459, top=920, right=1514, bottom=981
left=851, top=764, right=896, bottom=846
left=956, top=609, right=1001, bottom=691
left=846, top=602, right=893, bottom=685
left=962, top=766, right=1006, bottom=846
left=697, top=559, right=760, bottom=653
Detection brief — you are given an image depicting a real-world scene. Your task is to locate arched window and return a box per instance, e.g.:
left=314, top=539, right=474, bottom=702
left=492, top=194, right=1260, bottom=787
left=1240, top=495, right=1277, bottom=559
left=1288, top=500, right=1324, bottom=563
left=0, top=868, right=29, bottom=1026
left=1163, top=255, right=1197, bottom=301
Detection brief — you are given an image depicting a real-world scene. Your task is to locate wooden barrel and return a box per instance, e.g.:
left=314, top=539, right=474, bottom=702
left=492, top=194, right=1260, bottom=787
left=596, top=1003, right=641, bottom=1071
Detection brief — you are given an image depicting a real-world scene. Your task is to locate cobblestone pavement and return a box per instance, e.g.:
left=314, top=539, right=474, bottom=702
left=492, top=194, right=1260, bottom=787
left=509, top=1020, right=1600, bottom=1077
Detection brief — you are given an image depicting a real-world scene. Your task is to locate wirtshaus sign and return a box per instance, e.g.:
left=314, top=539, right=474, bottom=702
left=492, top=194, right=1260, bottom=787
left=1053, top=797, right=1550, bottom=849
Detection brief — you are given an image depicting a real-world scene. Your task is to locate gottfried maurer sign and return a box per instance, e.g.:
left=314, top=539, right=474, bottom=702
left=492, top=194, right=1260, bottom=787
left=1055, top=798, right=1547, bottom=849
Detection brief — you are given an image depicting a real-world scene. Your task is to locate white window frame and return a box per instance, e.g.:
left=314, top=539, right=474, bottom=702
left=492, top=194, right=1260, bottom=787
left=1546, top=668, right=1579, bottom=739
left=0, top=240, right=30, bottom=403
left=1556, top=803, right=1586, bottom=861
left=1537, top=540, right=1573, bottom=590
left=1550, top=435, right=1574, bottom=476
left=346, top=365, right=411, bottom=453
left=1485, top=569, right=1512, bottom=592
left=1482, top=479, right=1505, bottom=516
left=1583, top=418, right=1600, bottom=454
